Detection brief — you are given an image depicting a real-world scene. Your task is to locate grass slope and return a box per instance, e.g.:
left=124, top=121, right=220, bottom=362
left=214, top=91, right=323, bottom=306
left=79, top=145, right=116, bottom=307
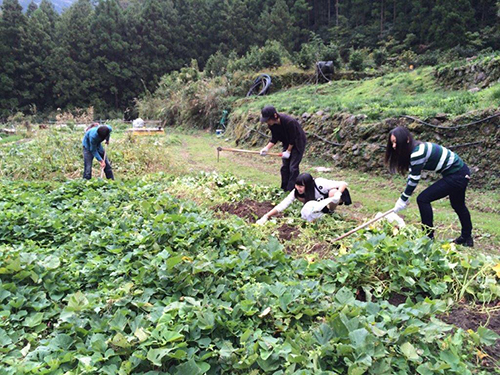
left=231, top=67, right=500, bottom=121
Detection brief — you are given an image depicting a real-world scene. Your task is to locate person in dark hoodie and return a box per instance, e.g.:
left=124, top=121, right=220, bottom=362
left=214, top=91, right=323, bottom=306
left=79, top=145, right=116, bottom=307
left=259, top=105, right=307, bottom=191
left=82, top=124, right=114, bottom=180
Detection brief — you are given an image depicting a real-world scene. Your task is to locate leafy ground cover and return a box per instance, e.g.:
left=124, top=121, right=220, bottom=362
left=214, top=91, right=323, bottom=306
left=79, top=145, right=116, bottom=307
left=1, top=127, right=498, bottom=252
left=0, top=134, right=24, bottom=145
left=1, top=175, right=499, bottom=374
left=165, top=130, right=500, bottom=254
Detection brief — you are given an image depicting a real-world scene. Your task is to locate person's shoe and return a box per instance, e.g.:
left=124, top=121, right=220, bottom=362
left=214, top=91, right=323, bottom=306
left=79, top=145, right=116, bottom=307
left=453, top=236, right=474, bottom=247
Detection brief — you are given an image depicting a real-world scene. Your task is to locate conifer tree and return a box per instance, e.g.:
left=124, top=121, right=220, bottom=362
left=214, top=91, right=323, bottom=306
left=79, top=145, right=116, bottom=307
left=21, top=0, right=59, bottom=112
left=0, top=0, right=27, bottom=118
left=26, top=1, right=38, bottom=17
left=136, top=0, right=183, bottom=93
left=51, top=0, right=94, bottom=109
left=267, top=0, right=295, bottom=50
left=90, top=0, right=131, bottom=113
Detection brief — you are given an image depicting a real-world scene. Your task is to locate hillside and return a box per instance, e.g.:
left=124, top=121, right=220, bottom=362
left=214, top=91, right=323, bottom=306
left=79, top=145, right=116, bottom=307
left=137, top=56, right=500, bottom=189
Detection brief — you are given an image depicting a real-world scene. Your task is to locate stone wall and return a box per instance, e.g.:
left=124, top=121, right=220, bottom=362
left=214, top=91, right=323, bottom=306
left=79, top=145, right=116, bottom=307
left=434, top=55, right=500, bottom=90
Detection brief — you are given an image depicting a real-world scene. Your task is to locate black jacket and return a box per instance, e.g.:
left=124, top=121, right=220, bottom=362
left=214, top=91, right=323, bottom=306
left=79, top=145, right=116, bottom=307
left=269, top=114, right=306, bottom=152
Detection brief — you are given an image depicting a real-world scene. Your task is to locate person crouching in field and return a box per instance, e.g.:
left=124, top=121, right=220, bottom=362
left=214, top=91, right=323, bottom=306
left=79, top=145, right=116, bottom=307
left=82, top=124, right=114, bottom=180
left=386, top=126, right=473, bottom=247
left=256, top=173, right=351, bottom=224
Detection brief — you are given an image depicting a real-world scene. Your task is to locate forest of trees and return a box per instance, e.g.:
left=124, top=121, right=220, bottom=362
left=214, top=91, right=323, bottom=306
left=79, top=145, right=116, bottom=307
left=1, top=0, right=499, bottom=119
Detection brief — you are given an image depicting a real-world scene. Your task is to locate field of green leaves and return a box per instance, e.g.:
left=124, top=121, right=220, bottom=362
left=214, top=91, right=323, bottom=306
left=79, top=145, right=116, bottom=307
left=1, top=170, right=499, bottom=374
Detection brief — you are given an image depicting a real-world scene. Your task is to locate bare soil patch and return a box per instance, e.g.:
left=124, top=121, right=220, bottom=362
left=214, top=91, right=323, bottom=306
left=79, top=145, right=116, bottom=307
left=213, top=199, right=276, bottom=221
left=440, top=303, right=500, bottom=370
left=276, top=224, right=300, bottom=241
left=307, top=242, right=331, bottom=257
left=387, top=292, right=411, bottom=306
left=213, top=199, right=306, bottom=242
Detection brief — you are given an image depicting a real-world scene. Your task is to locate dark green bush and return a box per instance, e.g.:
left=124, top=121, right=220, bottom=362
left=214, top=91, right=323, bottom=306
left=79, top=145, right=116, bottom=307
left=204, top=51, right=229, bottom=78
left=294, top=33, right=341, bottom=70
left=372, top=48, right=387, bottom=67
left=349, top=50, right=365, bottom=71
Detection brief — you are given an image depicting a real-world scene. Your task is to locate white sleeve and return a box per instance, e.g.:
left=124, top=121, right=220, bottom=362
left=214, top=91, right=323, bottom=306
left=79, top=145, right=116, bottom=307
left=314, top=178, right=347, bottom=192
left=274, top=191, right=296, bottom=212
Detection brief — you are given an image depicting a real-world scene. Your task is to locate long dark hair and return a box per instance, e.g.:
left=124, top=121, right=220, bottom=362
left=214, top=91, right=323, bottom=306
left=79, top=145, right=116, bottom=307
left=385, top=127, right=419, bottom=175
left=294, top=173, right=316, bottom=202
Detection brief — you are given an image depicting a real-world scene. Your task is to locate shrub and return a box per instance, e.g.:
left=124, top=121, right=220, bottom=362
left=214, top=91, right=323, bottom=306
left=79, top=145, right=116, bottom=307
left=372, top=48, right=387, bottom=67
left=294, top=33, right=341, bottom=70
left=416, top=50, right=441, bottom=66
left=398, top=50, right=418, bottom=67
left=259, top=40, right=286, bottom=69
left=349, top=50, right=365, bottom=71
left=204, top=50, right=229, bottom=78
left=227, top=41, right=289, bottom=73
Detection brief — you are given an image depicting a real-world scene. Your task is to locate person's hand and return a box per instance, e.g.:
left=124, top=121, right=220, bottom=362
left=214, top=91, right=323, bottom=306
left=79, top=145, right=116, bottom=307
left=331, top=191, right=342, bottom=204
left=393, top=198, right=408, bottom=213
left=260, top=147, right=269, bottom=156
left=256, top=215, right=269, bottom=225
left=99, top=160, right=106, bottom=169
left=282, top=150, right=291, bottom=159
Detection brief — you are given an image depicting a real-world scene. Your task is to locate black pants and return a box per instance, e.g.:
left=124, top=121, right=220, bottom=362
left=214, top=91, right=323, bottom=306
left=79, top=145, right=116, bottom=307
left=83, top=146, right=114, bottom=180
left=416, top=164, right=472, bottom=239
left=281, top=147, right=304, bottom=191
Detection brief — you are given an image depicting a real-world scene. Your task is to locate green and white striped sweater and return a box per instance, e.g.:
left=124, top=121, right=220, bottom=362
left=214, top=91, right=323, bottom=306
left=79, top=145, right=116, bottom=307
left=401, top=142, right=464, bottom=202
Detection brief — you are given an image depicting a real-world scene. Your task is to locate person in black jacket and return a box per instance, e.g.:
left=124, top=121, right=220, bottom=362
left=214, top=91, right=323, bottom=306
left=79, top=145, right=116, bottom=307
left=259, top=106, right=307, bottom=191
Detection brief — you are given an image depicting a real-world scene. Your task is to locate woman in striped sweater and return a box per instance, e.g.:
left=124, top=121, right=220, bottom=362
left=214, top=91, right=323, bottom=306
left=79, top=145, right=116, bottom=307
left=385, top=127, right=473, bottom=247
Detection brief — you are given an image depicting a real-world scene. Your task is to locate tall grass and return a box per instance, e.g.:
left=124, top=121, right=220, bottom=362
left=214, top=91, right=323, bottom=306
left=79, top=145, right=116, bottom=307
left=0, top=128, right=177, bottom=181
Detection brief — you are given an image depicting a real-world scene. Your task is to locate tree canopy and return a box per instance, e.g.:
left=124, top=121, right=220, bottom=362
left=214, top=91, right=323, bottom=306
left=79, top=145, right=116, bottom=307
left=0, top=0, right=499, bottom=119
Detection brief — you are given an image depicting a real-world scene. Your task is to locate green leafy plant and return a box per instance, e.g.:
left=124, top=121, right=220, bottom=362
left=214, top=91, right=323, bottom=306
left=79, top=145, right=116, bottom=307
left=0, top=174, right=498, bottom=374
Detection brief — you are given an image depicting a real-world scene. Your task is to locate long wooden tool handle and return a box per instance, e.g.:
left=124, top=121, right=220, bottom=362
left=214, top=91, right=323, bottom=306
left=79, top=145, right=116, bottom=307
left=100, top=150, right=106, bottom=178
left=332, top=209, right=395, bottom=242
left=217, top=147, right=282, bottom=157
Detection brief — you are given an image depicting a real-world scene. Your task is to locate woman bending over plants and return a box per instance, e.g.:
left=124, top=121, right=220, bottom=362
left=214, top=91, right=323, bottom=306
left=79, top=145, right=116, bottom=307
left=386, top=126, right=473, bottom=247
left=256, top=173, right=351, bottom=224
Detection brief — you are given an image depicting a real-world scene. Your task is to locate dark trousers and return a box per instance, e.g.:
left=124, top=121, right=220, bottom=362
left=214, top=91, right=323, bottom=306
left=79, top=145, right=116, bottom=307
left=281, top=147, right=304, bottom=191
left=83, top=146, right=114, bottom=180
left=416, top=164, right=472, bottom=239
